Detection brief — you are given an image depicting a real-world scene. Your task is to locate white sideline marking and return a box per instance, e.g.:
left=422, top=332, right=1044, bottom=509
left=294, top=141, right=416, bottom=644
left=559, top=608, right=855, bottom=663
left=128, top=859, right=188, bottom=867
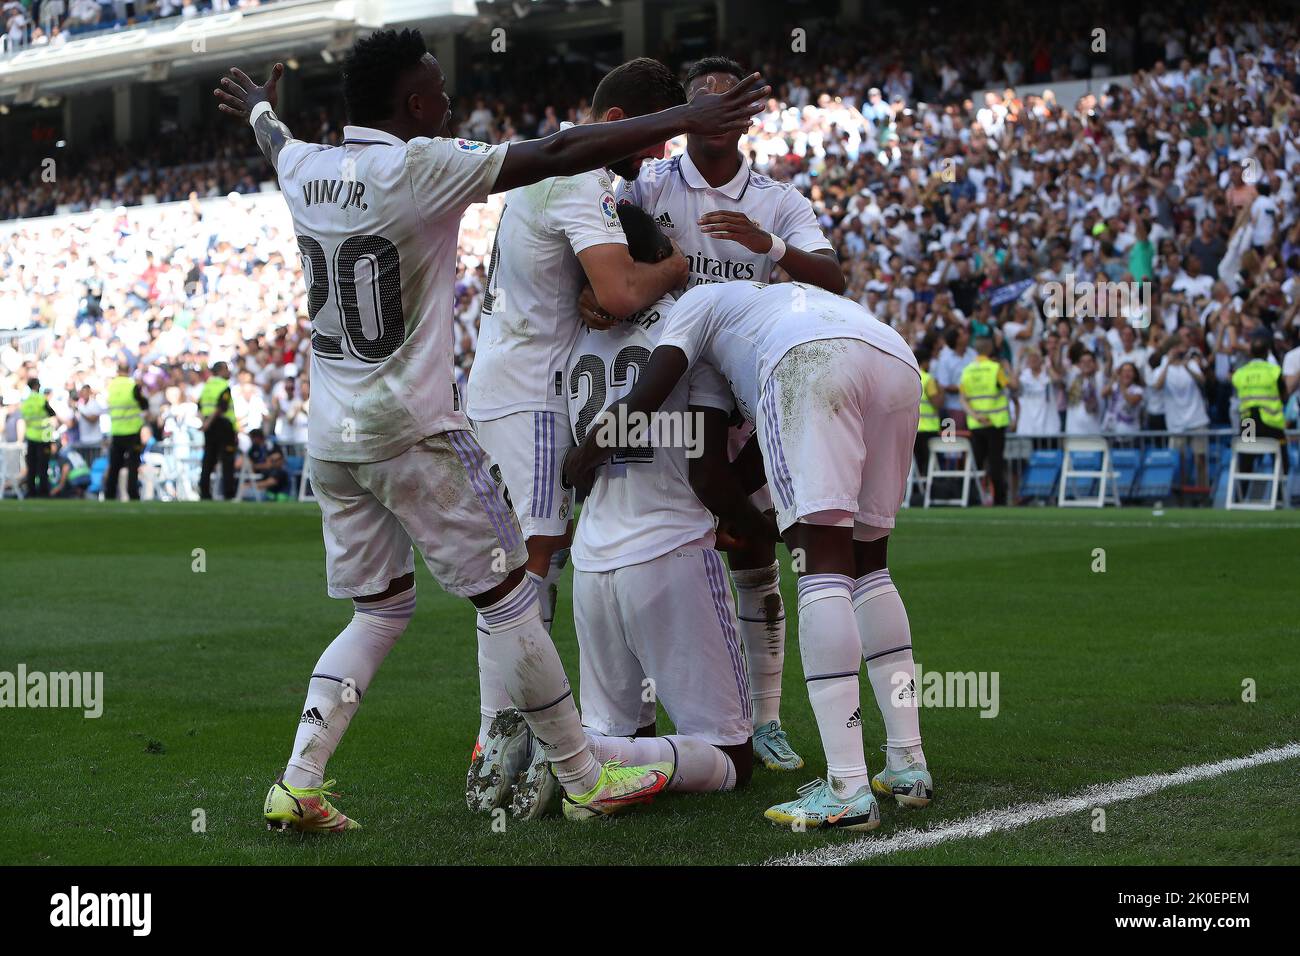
left=765, top=742, right=1300, bottom=867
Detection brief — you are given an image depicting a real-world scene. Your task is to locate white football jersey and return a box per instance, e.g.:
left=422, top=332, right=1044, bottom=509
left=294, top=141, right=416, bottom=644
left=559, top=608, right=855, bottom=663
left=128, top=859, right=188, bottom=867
left=657, top=281, right=919, bottom=422
left=621, top=150, right=832, bottom=291
left=566, top=295, right=732, bottom=572
left=275, top=124, right=507, bottom=463
left=467, top=128, right=627, bottom=421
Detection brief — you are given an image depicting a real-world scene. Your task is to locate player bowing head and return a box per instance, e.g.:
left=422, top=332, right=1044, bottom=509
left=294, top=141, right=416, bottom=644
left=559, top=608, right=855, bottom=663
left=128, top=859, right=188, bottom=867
left=612, top=56, right=844, bottom=776
left=562, top=203, right=762, bottom=806
left=563, top=281, right=935, bottom=831
left=590, top=59, right=688, bottom=182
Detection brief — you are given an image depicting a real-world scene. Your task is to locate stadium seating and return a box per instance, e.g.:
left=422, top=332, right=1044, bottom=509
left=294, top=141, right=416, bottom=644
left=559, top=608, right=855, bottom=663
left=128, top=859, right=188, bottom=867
left=1016, top=449, right=1062, bottom=502
left=1110, top=448, right=1141, bottom=501
left=1131, top=449, right=1179, bottom=501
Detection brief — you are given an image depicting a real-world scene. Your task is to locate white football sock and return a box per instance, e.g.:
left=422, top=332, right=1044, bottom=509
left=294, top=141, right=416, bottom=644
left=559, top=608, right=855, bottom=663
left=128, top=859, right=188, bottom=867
left=854, top=570, right=926, bottom=770
left=585, top=732, right=736, bottom=792
left=474, top=614, right=511, bottom=748
left=798, top=574, right=871, bottom=797
left=283, top=586, right=415, bottom=789
left=479, top=575, right=598, bottom=795
left=732, top=561, right=786, bottom=728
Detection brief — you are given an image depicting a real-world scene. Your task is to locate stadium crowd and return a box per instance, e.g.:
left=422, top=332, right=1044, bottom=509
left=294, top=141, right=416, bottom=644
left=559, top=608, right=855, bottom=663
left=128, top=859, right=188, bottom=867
left=2, top=0, right=279, bottom=54
left=3, top=2, right=1300, bottom=500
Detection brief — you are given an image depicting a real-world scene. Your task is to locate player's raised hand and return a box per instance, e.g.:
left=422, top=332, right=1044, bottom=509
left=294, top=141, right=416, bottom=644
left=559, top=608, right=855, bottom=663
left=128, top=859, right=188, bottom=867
left=214, top=63, right=284, bottom=120
left=682, top=72, right=768, bottom=136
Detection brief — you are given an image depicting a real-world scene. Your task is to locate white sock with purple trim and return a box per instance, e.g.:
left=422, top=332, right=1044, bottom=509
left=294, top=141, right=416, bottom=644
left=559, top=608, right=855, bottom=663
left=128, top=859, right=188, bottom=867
left=474, top=614, right=512, bottom=748
left=798, top=573, right=871, bottom=798
left=284, top=586, right=416, bottom=789
left=479, top=575, right=599, bottom=795
left=854, top=570, right=925, bottom=771
left=584, top=733, right=736, bottom=792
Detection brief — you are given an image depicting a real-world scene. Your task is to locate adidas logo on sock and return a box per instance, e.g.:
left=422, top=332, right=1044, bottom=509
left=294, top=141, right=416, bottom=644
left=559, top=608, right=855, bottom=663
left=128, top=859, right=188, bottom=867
left=300, top=707, right=329, bottom=729
left=654, top=211, right=675, bottom=229
left=896, top=678, right=916, bottom=702
left=846, top=706, right=862, bottom=729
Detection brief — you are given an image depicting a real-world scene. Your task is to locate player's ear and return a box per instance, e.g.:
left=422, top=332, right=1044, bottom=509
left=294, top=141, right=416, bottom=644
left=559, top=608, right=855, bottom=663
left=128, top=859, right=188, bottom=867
left=602, top=106, right=625, bottom=123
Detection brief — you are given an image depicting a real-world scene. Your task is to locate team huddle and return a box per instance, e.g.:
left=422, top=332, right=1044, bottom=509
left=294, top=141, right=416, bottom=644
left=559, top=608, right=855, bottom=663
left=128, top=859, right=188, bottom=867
left=212, top=28, right=933, bottom=833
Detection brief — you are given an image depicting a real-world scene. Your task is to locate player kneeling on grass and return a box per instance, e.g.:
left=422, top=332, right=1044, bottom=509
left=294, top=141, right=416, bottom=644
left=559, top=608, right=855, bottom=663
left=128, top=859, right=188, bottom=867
left=561, top=204, right=762, bottom=813
left=564, top=270, right=934, bottom=832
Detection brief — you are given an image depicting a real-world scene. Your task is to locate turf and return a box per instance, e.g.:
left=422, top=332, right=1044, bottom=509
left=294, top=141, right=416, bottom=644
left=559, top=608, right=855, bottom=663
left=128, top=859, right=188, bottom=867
left=1, top=501, right=1297, bottom=866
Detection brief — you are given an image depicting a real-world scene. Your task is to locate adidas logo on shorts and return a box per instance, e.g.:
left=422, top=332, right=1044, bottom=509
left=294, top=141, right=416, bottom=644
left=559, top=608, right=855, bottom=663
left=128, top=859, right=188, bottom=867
left=300, top=707, right=329, bottom=729
left=846, top=706, right=862, bottom=729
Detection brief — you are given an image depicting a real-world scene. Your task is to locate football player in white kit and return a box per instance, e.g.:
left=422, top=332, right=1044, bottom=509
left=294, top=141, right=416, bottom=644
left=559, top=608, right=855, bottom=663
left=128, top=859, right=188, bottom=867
left=564, top=205, right=770, bottom=799
left=564, top=280, right=933, bottom=831
left=610, top=57, right=847, bottom=774
left=464, top=60, right=692, bottom=806
left=212, top=30, right=769, bottom=830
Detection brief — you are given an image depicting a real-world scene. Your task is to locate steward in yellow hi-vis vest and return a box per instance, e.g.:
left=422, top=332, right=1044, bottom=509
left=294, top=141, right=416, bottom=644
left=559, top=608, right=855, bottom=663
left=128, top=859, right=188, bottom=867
left=20, top=377, right=57, bottom=498
left=911, top=346, right=946, bottom=499
left=199, top=361, right=238, bottom=500
left=959, top=336, right=1015, bottom=505
left=1233, top=329, right=1288, bottom=474
left=106, top=366, right=150, bottom=501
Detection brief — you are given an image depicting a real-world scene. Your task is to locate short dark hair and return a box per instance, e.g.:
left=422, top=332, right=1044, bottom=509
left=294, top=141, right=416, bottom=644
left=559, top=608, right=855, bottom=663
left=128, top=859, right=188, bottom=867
left=684, top=55, right=745, bottom=89
left=591, top=57, right=685, bottom=119
left=616, top=202, right=673, bottom=263
left=343, top=28, right=429, bottom=127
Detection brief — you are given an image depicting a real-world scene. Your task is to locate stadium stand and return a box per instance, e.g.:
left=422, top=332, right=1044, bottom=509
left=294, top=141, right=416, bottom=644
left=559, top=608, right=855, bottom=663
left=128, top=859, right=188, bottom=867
left=2, top=0, right=1298, bottom=503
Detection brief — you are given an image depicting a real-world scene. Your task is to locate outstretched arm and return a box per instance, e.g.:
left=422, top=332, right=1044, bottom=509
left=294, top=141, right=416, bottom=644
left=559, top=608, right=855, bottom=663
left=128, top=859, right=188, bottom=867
left=562, top=344, right=689, bottom=489
left=213, top=64, right=294, bottom=167
left=492, top=74, right=768, bottom=194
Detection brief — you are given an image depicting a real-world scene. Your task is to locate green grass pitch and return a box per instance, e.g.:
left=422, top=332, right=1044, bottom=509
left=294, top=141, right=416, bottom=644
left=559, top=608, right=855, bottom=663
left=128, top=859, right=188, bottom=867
left=2, top=501, right=1297, bottom=866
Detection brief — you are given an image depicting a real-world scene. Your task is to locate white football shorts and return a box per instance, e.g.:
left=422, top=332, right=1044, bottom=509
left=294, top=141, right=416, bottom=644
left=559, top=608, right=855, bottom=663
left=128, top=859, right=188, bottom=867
left=757, top=338, right=921, bottom=539
left=472, top=410, right=574, bottom=539
left=573, top=544, right=751, bottom=745
left=311, top=431, right=527, bottom=599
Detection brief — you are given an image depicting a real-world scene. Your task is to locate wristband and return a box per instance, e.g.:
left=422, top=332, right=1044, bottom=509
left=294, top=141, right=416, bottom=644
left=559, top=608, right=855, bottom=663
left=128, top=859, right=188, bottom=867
left=768, top=233, right=787, bottom=262
left=249, top=101, right=274, bottom=127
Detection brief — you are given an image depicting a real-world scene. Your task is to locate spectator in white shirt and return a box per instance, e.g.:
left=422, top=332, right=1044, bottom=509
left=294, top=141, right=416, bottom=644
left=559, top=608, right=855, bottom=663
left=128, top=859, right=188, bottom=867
left=1065, top=350, right=1107, bottom=434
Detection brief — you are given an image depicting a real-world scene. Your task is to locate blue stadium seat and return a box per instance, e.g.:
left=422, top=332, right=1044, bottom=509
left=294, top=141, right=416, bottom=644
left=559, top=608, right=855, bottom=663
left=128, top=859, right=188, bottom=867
left=1017, top=449, right=1061, bottom=501
left=1132, top=448, right=1178, bottom=500
left=87, top=456, right=108, bottom=495
left=1110, top=448, right=1140, bottom=500
left=284, top=455, right=304, bottom=497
